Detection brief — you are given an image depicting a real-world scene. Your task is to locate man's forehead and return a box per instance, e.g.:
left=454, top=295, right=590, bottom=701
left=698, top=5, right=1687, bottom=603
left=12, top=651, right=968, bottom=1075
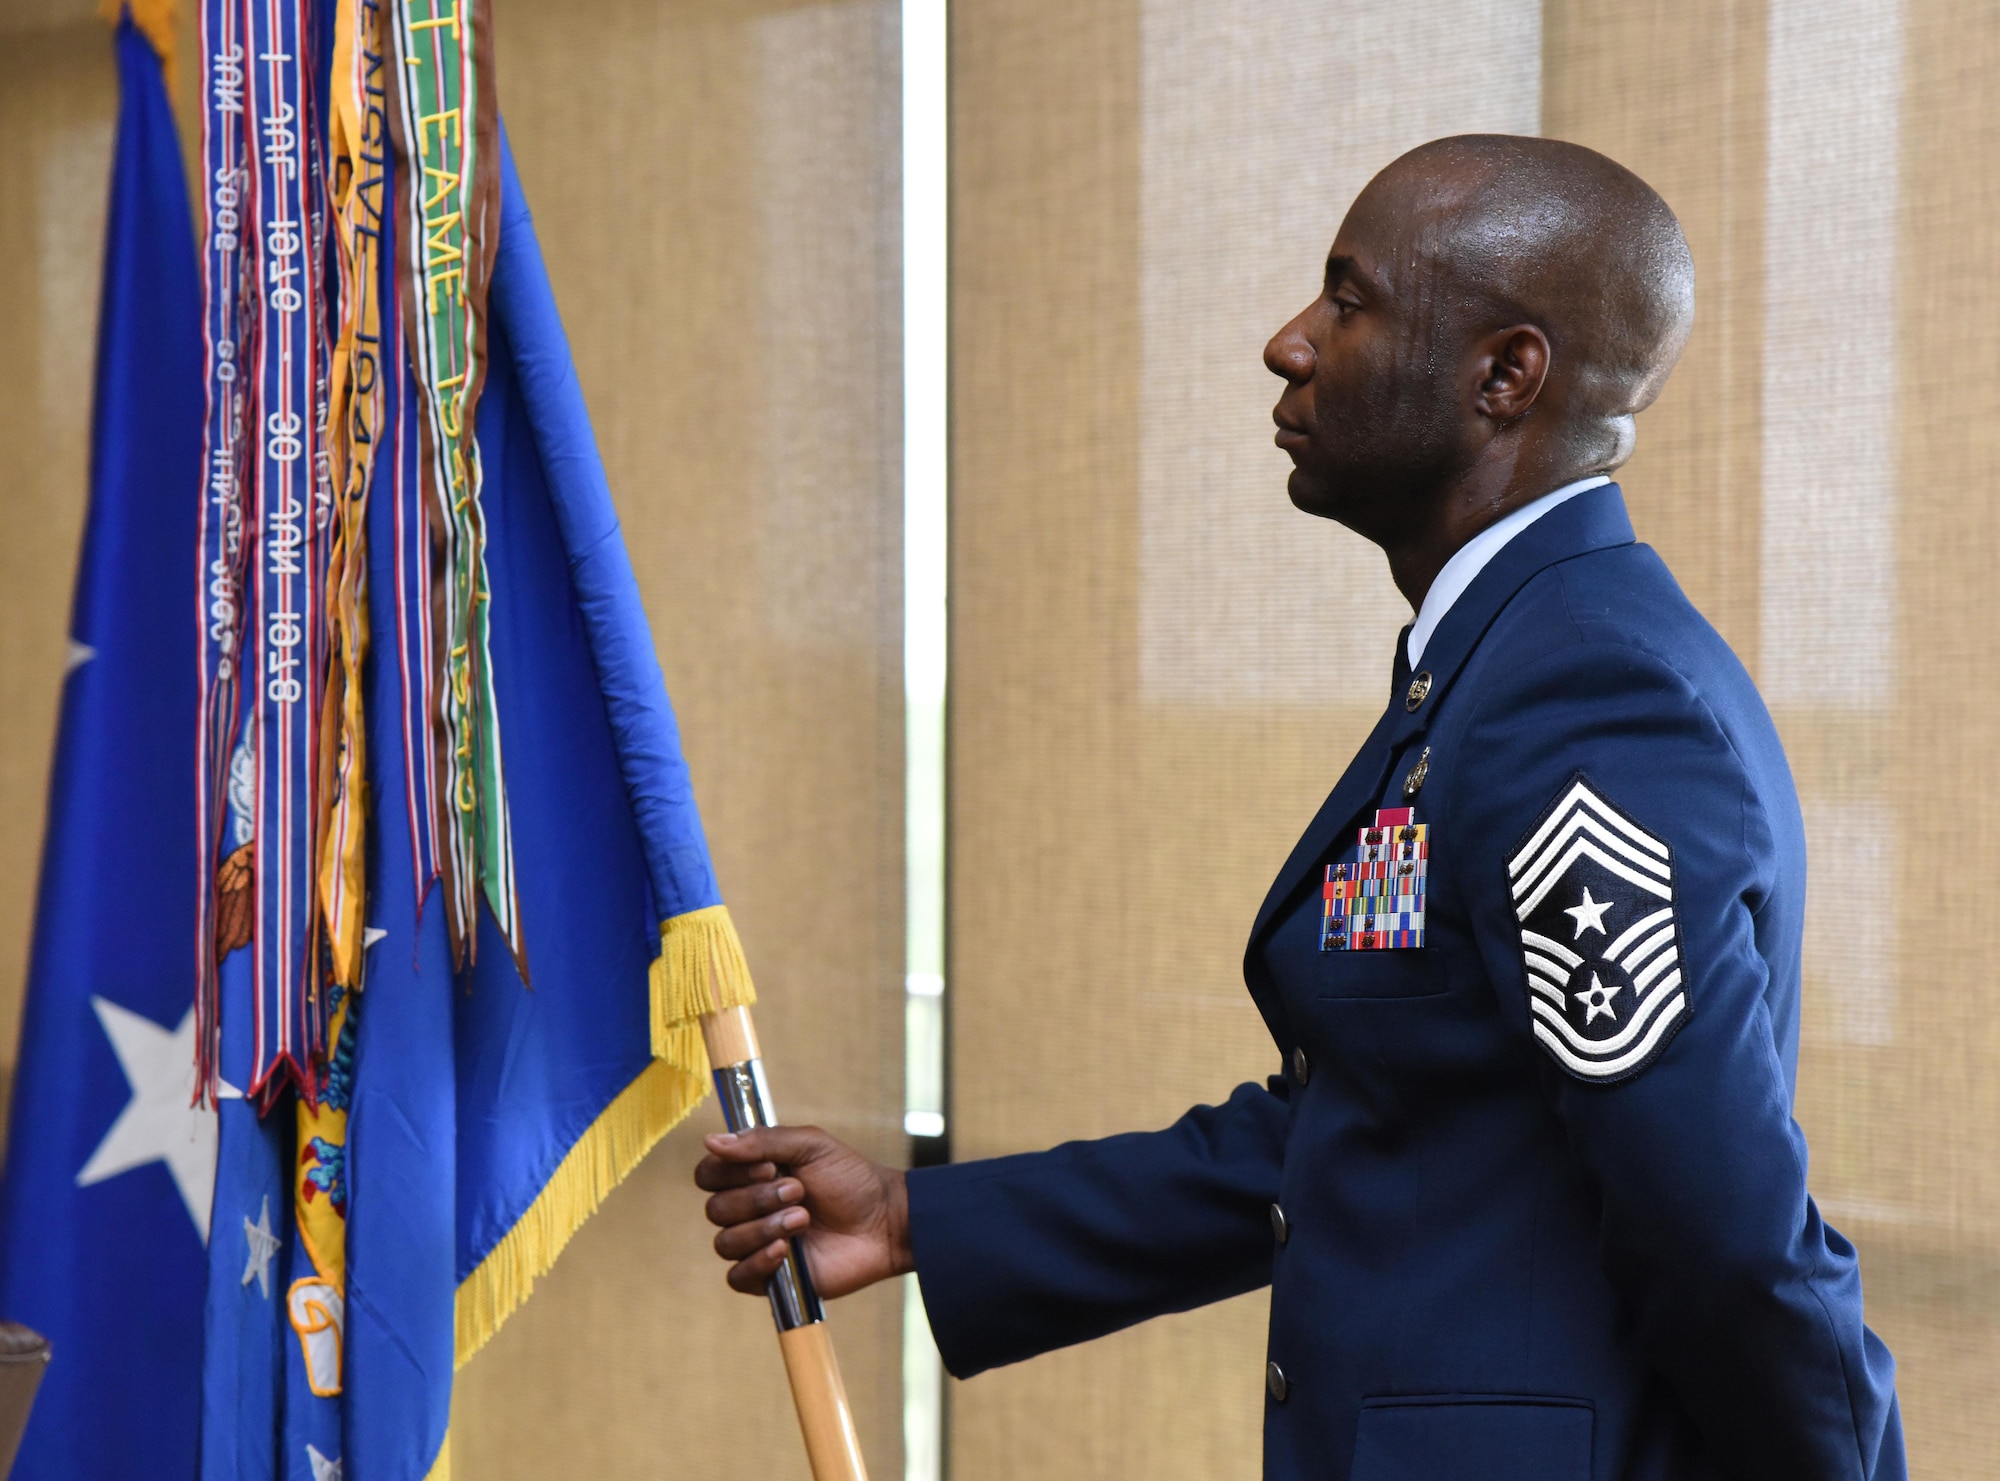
left=1324, top=221, right=1436, bottom=295
left=1331, top=167, right=1495, bottom=288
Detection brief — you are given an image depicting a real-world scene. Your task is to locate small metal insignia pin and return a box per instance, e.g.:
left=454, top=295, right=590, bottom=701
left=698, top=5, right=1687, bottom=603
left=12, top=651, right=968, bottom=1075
left=1406, top=671, right=1433, bottom=710
left=1402, top=745, right=1430, bottom=800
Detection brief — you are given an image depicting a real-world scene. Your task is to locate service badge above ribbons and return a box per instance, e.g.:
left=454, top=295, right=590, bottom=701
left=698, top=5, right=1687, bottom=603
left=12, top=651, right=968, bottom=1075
left=1508, top=774, right=1689, bottom=1083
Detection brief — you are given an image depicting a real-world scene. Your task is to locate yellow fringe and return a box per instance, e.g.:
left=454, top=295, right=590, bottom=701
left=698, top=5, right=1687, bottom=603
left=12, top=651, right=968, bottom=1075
left=452, top=1055, right=706, bottom=1365
left=650, top=903, right=758, bottom=1064
left=450, top=904, right=755, bottom=1366
left=422, top=1434, right=450, bottom=1481
left=100, top=0, right=178, bottom=79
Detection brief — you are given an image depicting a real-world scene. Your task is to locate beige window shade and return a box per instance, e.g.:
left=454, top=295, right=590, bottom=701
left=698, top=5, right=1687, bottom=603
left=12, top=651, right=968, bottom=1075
left=1139, top=0, right=1539, bottom=706
left=0, top=17, right=117, bottom=1148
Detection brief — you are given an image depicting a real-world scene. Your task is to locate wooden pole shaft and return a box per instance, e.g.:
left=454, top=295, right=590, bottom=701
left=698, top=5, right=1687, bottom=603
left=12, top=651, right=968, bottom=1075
left=700, top=1006, right=872, bottom=1481
left=703, top=1003, right=760, bottom=1066
left=779, top=1321, right=870, bottom=1481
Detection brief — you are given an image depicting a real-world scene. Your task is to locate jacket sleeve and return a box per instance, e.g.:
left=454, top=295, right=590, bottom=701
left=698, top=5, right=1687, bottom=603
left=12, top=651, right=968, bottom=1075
left=905, top=1078, right=1289, bottom=1378
left=1451, top=638, right=1903, bottom=1481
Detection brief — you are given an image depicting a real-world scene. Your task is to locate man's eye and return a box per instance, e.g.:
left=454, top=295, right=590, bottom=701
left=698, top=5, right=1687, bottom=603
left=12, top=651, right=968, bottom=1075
left=1333, top=296, right=1361, bottom=318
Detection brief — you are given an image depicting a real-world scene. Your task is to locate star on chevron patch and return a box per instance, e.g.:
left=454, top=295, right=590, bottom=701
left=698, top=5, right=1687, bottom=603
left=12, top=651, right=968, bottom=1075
left=1508, top=774, right=1687, bottom=1083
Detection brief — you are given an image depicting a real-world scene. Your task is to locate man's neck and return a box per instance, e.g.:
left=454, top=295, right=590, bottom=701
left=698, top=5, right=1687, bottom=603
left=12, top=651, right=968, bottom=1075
left=1401, top=474, right=1612, bottom=668
left=1386, top=462, right=1601, bottom=611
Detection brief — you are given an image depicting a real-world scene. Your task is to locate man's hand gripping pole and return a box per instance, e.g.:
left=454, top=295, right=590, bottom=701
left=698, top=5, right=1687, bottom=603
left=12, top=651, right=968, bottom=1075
left=701, top=1006, right=870, bottom=1481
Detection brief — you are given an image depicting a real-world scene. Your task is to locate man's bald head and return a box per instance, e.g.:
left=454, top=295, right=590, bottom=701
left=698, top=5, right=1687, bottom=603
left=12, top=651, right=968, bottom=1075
left=1266, top=134, right=1695, bottom=602
left=1357, top=134, right=1695, bottom=465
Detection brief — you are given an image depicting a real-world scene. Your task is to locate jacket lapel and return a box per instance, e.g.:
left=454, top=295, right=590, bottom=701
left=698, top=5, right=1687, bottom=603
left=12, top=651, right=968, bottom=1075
left=1244, top=641, right=1409, bottom=950
left=1379, top=483, right=1637, bottom=755
left=1245, top=484, right=1640, bottom=955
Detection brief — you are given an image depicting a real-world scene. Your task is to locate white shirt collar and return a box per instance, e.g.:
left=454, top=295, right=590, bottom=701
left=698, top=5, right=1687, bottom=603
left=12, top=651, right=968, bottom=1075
left=1404, top=476, right=1611, bottom=668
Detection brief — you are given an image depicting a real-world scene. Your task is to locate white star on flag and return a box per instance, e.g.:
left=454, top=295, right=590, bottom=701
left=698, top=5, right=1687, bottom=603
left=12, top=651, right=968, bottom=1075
left=243, top=1195, right=282, bottom=1299
left=1564, top=886, right=1614, bottom=939
left=76, top=998, right=239, bottom=1242
left=307, top=1444, right=343, bottom=1481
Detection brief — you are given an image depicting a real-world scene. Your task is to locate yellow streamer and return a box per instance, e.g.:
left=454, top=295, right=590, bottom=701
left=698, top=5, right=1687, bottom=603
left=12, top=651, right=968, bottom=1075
left=317, top=0, right=388, bottom=990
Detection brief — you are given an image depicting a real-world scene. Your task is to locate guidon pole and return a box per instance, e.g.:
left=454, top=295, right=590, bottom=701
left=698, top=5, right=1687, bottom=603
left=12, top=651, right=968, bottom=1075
left=702, top=1006, right=870, bottom=1481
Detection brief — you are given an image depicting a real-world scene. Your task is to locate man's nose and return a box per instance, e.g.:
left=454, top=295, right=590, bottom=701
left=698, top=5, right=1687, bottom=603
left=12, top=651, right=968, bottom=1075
left=1264, top=308, right=1315, bottom=383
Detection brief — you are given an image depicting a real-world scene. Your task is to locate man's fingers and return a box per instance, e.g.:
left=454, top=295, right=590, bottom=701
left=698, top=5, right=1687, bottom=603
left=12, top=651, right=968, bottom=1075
left=702, top=1126, right=833, bottom=1167
left=693, top=1155, right=779, bottom=1193
left=694, top=1125, right=874, bottom=1302
left=713, top=1205, right=810, bottom=1262
left=726, top=1240, right=793, bottom=1296
left=704, top=1178, right=803, bottom=1230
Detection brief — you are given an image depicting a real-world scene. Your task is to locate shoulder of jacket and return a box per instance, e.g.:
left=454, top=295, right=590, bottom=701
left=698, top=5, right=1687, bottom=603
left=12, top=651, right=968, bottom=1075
left=1459, top=552, right=1686, bottom=683
left=1467, top=547, right=1734, bottom=695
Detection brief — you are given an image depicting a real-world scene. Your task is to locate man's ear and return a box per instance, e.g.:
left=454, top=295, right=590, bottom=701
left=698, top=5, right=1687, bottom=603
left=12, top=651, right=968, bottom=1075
left=1472, top=324, right=1551, bottom=423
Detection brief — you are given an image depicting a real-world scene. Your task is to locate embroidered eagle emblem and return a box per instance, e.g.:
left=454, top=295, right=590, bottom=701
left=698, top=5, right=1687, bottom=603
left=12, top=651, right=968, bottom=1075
left=1508, top=775, right=1687, bottom=1083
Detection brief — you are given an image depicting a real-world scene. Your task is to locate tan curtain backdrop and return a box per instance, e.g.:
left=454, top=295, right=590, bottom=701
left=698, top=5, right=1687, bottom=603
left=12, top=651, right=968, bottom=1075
left=0, top=8, right=119, bottom=1153
left=949, top=2, right=1999, bottom=1478
left=0, top=3, right=907, bottom=1478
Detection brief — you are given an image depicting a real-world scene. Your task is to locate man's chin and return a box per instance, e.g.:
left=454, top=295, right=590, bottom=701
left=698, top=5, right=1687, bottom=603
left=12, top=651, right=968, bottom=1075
left=1286, top=469, right=1394, bottom=546
left=1285, top=467, right=1345, bottom=522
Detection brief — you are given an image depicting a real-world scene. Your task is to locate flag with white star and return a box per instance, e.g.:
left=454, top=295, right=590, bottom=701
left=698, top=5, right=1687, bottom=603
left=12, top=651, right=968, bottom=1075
left=1507, top=773, right=1689, bottom=1083
left=0, top=14, right=209, bottom=1477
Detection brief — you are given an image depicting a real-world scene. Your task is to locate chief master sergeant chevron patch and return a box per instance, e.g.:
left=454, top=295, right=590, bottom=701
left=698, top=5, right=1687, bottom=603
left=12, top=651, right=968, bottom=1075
left=1508, top=774, right=1688, bottom=1083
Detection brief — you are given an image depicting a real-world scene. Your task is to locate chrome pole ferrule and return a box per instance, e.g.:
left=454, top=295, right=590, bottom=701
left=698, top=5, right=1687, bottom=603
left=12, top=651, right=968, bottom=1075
left=714, top=1056, right=826, bottom=1332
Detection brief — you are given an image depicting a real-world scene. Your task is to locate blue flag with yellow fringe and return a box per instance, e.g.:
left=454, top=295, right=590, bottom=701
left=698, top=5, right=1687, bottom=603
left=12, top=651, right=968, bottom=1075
left=0, top=5, right=755, bottom=1479
left=197, top=84, right=755, bottom=1481
left=0, top=13, right=208, bottom=1478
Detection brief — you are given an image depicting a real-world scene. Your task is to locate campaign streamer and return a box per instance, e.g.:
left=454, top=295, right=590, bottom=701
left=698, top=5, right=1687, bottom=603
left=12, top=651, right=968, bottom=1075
left=194, top=0, right=255, bottom=1094
left=246, top=0, right=327, bottom=1100
left=317, top=0, right=390, bottom=991
left=386, top=0, right=522, bottom=974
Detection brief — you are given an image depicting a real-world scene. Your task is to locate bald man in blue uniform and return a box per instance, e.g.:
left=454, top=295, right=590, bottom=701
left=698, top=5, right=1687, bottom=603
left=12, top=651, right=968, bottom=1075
left=697, top=135, right=1907, bottom=1480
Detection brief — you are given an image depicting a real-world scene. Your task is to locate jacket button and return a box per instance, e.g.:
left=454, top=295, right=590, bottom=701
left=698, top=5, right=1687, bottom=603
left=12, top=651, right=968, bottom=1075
left=1269, top=1203, right=1289, bottom=1244
left=1291, top=1046, right=1310, bottom=1085
left=1406, top=671, right=1433, bottom=710
left=1266, top=1361, right=1288, bottom=1402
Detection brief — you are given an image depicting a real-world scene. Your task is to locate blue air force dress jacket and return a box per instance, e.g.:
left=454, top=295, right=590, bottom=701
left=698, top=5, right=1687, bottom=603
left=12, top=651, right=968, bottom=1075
left=906, top=485, right=1906, bottom=1481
